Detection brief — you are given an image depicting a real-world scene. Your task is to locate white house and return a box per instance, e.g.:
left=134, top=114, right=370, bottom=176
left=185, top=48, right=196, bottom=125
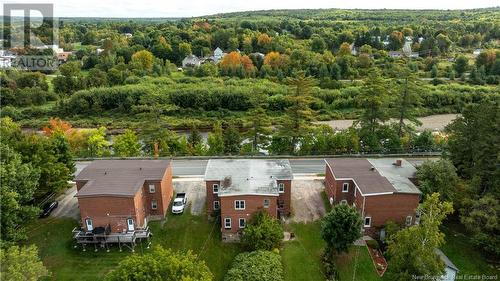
left=182, top=54, right=202, bottom=68
left=436, top=249, right=458, bottom=281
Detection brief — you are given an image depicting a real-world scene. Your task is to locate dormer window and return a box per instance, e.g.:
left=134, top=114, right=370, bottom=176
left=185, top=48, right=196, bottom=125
left=149, top=184, right=156, bottom=193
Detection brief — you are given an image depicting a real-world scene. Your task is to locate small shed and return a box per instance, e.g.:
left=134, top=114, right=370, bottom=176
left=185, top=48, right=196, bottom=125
left=435, top=249, right=459, bottom=281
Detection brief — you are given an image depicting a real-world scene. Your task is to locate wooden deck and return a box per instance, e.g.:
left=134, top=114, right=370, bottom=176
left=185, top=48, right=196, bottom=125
left=72, top=226, right=151, bottom=252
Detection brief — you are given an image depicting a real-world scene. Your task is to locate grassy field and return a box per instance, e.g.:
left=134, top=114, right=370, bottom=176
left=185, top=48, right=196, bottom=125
left=25, top=210, right=241, bottom=281
left=441, top=220, right=500, bottom=276
left=281, top=222, right=325, bottom=281
left=335, top=246, right=381, bottom=281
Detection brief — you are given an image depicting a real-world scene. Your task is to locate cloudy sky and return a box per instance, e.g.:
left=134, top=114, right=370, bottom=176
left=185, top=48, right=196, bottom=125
left=2, top=0, right=499, bottom=18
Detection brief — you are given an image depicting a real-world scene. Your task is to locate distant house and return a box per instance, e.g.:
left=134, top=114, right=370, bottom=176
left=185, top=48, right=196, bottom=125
left=75, top=160, right=173, bottom=235
left=204, top=159, right=293, bottom=241
left=0, top=50, right=16, bottom=69
left=435, top=249, right=459, bottom=281
left=96, top=48, right=104, bottom=55
left=324, top=158, right=421, bottom=238
left=389, top=51, right=403, bottom=58
left=205, top=47, right=226, bottom=64
left=57, top=51, right=72, bottom=64
left=350, top=43, right=358, bottom=56
left=123, top=33, right=133, bottom=38
left=182, top=54, right=202, bottom=68
left=473, top=49, right=482, bottom=57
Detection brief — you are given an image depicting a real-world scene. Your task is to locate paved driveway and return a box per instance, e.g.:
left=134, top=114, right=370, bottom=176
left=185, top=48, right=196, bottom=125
left=290, top=178, right=326, bottom=223
left=173, top=178, right=206, bottom=215
left=51, top=184, right=79, bottom=219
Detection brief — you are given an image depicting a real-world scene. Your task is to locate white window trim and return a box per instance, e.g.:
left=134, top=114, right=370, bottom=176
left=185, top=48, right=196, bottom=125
left=224, top=218, right=231, bottom=229
left=263, top=199, right=270, bottom=208
left=149, top=184, right=156, bottom=193
left=364, top=217, right=372, bottom=228
left=239, top=218, right=246, bottom=228
left=213, top=200, right=220, bottom=210
left=235, top=200, right=245, bottom=210
left=340, top=199, right=348, bottom=205
left=406, top=215, right=413, bottom=226
left=85, top=218, right=93, bottom=231
left=212, top=184, right=219, bottom=194
left=342, top=183, right=349, bottom=193
left=151, top=200, right=158, bottom=210
left=278, top=183, right=285, bottom=193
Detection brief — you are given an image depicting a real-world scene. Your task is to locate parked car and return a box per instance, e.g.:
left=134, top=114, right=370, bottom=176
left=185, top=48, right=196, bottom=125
left=40, top=201, right=58, bottom=218
left=172, top=193, right=187, bottom=214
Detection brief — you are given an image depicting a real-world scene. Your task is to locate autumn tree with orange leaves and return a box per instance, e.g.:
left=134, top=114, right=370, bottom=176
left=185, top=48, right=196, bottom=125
left=219, top=51, right=256, bottom=77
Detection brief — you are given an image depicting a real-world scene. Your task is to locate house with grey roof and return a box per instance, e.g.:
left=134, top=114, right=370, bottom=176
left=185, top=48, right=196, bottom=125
left=436, top=249, right=459, bottom=281
left=324, top=158, right=421, bottom=238
left=182, top=54, right=202, bottom=68
left=204, top=159, right=293, bottom=241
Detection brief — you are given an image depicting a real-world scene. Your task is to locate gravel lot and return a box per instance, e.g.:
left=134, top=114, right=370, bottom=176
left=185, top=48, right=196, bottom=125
left=290, top=179, right=326, bottom=223
left=317, top=114, right=459, bottom=132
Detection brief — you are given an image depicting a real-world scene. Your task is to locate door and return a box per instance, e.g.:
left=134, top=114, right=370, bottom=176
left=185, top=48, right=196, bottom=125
left=127, top=218, right=134, bottom=231
left=85, top=218, right=93, bottom=231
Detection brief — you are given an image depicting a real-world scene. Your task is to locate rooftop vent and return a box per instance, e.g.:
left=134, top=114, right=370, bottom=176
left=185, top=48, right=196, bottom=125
left=370, top=166, right=375, bottom=171
left=393, top=159, right=403, bottom=167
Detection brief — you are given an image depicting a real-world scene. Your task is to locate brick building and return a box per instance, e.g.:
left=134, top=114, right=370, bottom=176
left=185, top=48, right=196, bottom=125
left=75, top=160, right=173, bottom=234
left=324, top=158, right=421, bottom=238
left=204, top=159, right=293, bottom=241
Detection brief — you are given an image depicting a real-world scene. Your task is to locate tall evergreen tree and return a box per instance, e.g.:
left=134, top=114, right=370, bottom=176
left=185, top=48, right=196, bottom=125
left=244, top=106, right=272, bottom=153
left=223, top=123, right=241, bottom=155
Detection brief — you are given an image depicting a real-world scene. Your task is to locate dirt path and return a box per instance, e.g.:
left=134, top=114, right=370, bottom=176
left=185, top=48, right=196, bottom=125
left=291, top=179, right=326, bottom=223
left=317, top=114, right=459, bottom=132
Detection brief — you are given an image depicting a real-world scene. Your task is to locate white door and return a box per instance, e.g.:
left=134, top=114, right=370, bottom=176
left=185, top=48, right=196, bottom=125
left=85, top=218, right=93, bottom=231
left=127, top=218, right=134, bottom=231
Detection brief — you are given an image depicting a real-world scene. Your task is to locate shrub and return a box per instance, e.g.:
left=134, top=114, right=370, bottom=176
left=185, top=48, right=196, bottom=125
left=241, top=210, right=283, bottom=251
left=366, top=239, right=380, bottom=250
left=224, top=251, right=283, bottom=281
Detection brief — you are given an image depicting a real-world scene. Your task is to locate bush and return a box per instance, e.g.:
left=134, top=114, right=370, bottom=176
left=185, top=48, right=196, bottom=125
left=224, top=251, right=284, bottom=281
left=241, top=210, right=283, bottom=251
left=366, top=239, right=380, bottom=250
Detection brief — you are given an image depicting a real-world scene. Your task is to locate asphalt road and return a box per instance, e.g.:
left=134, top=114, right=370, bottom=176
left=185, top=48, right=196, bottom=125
left=75, top=157, right=436, bottom=177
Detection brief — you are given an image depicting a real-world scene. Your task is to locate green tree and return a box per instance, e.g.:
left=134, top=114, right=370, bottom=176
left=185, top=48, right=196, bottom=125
left=223, top=123, right=241, bottom=155
left=244, top=106, right=272, bottom=153
left=131, top=50, right=154, bottom=72
left=113, top=129, right=141, bottom=157
left=278, top=72, right=316, bottom=153
left=394, top=71, right=422, bottom=137
left=445, top=101, right=499, bottom=195
left=454, top=55, right=468, bottom=75
left=417, top=159, right=459, bottom=202
left=53, top=61, right=84, bottom=94
left=460, top=195, right=500, bottom=256
left=321, top=203, right=362, bottom=254
left=356, top=69, right=391, bottom=135
left=224, top=251, right=283, bottom=281
left=0, top=245, right=49, bottom=281
left=50, top=132, right=75, bottom=174
left=0, top=144, right=40, bottom=241
left=86, top=127, right=110, bottom=157
left=207, top=122, right=224, bottom=155
left=105, top=246, right=212, bottom=281
left=241, top=210, right=283, bottom=251
left=386, top=193, right=453, bottom=281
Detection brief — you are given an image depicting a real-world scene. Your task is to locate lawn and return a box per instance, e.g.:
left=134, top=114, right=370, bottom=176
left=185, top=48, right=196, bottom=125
left=281, top=222, right=325, bottom=281
left=335, top=246, right=382, bottom=281
left=25, top=210, right=241, bottom=281
left=441, top=220, right=500, bottom=276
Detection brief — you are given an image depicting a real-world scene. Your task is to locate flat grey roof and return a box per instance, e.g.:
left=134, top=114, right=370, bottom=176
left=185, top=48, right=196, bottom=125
left=204, top=159, right=293, bottom=196
left=325, top=158, right=421, bottom=195
left=435, top=249, right=459, bottom=272
left=75, top=160, right=170, bottom=197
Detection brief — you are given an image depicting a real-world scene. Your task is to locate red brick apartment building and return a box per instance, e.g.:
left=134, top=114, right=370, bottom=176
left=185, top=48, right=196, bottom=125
left=75, top=160, right=173, bottom=233
left=204, top=159, right=293, bottom=241
left=324, top=158, right=421, bottom=238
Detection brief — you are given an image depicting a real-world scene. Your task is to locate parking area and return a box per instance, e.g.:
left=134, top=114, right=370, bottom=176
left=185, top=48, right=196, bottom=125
left=51, top=184, right=79, bottom=219
left=173, top=178, right=206, bottom=215
left=290, top=179, right=326, bottom=223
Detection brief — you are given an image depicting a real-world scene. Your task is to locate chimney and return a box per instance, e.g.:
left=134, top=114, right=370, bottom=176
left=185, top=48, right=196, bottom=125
left=395, top=159, right=402, bottom=167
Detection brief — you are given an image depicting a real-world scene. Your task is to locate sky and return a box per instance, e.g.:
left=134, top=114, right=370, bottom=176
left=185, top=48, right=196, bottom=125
left=1, top=0, right=499, bottom=18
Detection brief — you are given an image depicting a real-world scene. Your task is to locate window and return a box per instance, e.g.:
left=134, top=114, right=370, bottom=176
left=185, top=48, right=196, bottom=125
left=239, top=218, right=246, bottom=228
left=224, top=218, right=231, bottom=229
left=151, top=200, right=158, bottom=210
left=263, top=199, right=270, bottom=208
left=278, top=183, right=285, bottom=193
left=85, top=218, right=93, bottom=231
left=235, top=200, right=245, bottom=210
left=415, top=211, right=421, bottom=225
left=213, top=184, right=219, bottom=194
left=405, top=215, right=413, bottom=226
left=149, top=184, right=156, bottom=193
left=213, top=201, right=220, bottom=210
left=364, top=217, right=371, bottom=228
left=342, top=183, right=349, bottom=193
left=340, top=200, right=347, bottom=205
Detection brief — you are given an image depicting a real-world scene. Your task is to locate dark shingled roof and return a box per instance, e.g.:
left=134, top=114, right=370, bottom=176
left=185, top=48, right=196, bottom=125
left=75, top=160, right=170, bottom=197
left=325, top=158, right=420, bottom=195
